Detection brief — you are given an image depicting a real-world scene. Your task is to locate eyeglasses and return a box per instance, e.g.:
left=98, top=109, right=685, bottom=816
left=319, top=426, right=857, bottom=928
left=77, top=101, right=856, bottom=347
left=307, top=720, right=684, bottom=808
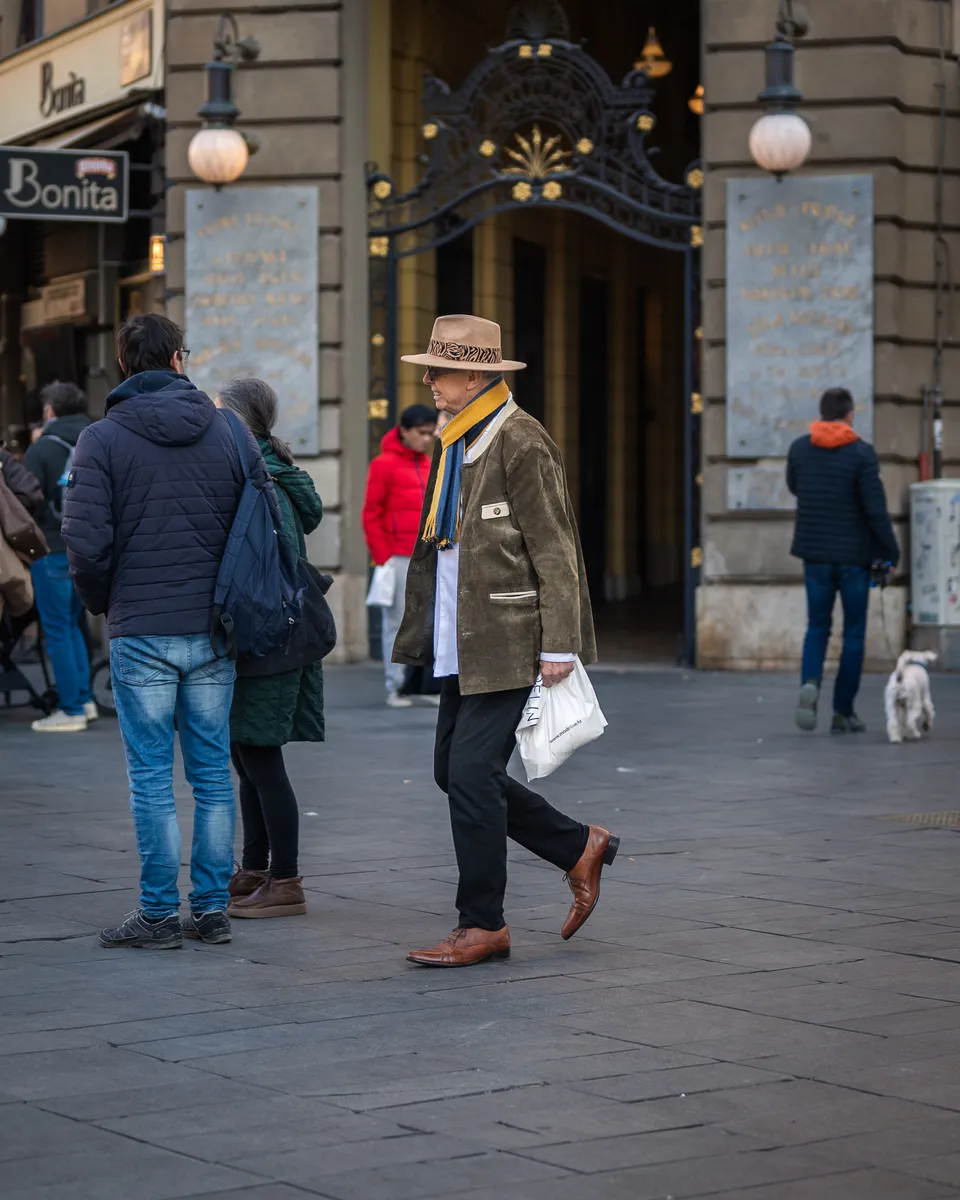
left=425, top=366, right=454, bottom=381
left=178, top=348, right=191, bottom=365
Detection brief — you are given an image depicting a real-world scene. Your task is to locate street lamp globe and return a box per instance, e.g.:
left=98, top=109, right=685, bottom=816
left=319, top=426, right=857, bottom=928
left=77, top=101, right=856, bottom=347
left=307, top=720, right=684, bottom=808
left=748, top=112, right=811, bottom=176
left=188, top=127, right=249, bottom=187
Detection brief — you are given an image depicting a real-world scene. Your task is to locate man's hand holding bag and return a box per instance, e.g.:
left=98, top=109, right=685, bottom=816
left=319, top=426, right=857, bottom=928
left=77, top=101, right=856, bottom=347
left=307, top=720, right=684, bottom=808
left=516, top=658, right=607, bottom=781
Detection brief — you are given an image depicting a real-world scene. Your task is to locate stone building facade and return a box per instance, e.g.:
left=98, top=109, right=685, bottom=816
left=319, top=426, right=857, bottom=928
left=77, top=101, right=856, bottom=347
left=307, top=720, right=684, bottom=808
left=2, top=0, right=957, bottom=669
left=699, top=0, right=960, bottom=667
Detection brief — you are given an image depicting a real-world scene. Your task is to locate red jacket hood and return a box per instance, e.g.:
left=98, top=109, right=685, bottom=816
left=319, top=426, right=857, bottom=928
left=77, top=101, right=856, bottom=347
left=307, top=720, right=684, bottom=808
left=380, top=425, right=428, bottom=462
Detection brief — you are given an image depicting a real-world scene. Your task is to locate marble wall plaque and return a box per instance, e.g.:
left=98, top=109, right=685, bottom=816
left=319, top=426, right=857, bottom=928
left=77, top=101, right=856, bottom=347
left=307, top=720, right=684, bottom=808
left=726, top=174, right=874, bottom=461
left=185, top=186, right=319, bottom=454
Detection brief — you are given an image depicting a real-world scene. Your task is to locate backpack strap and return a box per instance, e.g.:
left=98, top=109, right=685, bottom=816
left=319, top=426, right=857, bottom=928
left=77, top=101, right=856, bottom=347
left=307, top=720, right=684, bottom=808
left=220, top=408, right=253, bottom=482
left=43, top=435, right=74, bottom=453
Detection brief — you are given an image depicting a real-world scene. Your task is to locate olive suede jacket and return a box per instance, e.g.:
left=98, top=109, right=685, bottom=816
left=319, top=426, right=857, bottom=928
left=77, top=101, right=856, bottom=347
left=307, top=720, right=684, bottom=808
left=392, top=401, right=596, bottom=695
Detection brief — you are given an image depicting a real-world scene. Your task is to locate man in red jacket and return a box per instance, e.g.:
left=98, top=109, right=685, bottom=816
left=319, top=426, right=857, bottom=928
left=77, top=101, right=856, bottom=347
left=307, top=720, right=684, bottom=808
left=363, top=404, right=436, bottom=706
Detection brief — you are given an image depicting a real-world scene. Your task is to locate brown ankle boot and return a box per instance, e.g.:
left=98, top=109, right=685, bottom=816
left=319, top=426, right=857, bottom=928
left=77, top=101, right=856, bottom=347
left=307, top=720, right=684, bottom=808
left=228, top=868, right=267, bottom=899
left=228, top=876, right=307, bottom=919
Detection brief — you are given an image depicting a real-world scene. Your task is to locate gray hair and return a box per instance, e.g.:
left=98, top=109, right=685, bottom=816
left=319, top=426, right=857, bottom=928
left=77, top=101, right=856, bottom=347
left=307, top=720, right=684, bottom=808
left=217, top=376, right=293, bottom=464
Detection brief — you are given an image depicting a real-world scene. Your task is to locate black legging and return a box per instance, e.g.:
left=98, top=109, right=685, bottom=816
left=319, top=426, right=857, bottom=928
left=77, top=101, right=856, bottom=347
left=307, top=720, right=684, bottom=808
left=231, top=744, right=300, bottom=879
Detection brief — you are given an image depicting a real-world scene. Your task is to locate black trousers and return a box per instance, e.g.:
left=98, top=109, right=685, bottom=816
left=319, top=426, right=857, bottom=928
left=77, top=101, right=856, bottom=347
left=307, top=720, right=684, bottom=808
left=434, top=676, right=589, bottom=930
left=231, top=744, right=300, bottom=879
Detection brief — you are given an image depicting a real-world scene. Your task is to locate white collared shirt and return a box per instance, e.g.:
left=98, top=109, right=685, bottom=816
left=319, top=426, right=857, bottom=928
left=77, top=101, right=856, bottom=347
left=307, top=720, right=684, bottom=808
left=432, top=399, right=575, bottom=679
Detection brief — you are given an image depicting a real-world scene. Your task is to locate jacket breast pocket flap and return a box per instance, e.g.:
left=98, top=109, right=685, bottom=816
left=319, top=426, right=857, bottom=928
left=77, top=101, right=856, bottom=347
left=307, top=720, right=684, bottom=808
left=481, top=502, right=510, bottom=520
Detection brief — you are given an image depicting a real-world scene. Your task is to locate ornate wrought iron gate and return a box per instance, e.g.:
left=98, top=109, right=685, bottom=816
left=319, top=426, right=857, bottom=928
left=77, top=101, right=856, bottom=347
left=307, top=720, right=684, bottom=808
left=366, top=1, right=702, bottom=663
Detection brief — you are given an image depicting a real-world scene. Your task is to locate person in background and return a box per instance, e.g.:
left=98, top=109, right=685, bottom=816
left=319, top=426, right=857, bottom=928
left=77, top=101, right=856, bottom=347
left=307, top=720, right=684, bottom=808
left=63, top=313, right=255, bottom=950
left=0, top=441, right=43, bottom=514
left=215, top=378, right=324, bottom=921
left=24, top=382, right=95, bottom=733
left=362, top=403, right=436, bottom=708
left=787, top=386, right=900, bottom=735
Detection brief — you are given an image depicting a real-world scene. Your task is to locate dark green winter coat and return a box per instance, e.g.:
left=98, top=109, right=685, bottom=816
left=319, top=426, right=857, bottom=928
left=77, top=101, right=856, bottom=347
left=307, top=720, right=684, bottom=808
left=230, top=440, right=325, bottom=746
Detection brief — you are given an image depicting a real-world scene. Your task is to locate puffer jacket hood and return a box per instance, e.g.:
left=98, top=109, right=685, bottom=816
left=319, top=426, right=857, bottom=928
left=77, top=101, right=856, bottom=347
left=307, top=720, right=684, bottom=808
left=810, top=420, right=860, bottom=449
left=380, top=426, right=420, bottom=460
left=104, top=371, right=215, bottom=447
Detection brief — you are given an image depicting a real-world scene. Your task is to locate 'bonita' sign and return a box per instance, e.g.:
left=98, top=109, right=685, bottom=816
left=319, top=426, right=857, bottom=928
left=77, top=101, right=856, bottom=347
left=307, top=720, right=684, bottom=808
left=0, top=146, right=128, bottom=222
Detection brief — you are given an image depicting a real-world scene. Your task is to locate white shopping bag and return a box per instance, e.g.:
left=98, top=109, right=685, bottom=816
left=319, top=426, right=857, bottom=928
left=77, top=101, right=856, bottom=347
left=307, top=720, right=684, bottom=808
left=515, top=659, right=607, bottom=781
left=365, top=561, right=397, bottom=608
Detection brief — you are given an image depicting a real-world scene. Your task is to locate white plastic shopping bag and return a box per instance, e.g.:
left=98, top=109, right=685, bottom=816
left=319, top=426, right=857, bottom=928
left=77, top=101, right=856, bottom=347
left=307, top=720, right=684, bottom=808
left=515, top=659, right=607, bottom=780
left=365, top=561, right=397, bottom=608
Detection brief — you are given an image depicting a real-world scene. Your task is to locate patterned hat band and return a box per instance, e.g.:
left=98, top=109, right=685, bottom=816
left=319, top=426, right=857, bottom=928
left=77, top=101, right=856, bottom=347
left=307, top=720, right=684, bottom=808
left=428, top=338, right=503, bottom=365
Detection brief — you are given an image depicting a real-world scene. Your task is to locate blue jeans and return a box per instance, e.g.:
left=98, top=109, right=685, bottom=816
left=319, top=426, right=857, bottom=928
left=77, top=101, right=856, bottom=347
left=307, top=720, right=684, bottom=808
left=801, top=563, right=870, bottom=717
left=31, top=553, right=93, bottom=716
left=111, top=635, right=236, bottom=919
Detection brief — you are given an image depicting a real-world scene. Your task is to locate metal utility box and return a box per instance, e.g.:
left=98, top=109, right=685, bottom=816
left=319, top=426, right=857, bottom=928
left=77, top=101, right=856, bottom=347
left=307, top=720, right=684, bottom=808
left=910, top=480, right=960, bottom=667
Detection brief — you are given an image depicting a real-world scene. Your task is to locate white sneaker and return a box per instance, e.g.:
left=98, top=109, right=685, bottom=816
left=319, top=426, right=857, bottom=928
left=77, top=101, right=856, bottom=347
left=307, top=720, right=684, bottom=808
left=386, top=691, right=414, bottom=709
left=84, top=702, right=99, bottom=722
left=32, top=709, right=88, bottom=733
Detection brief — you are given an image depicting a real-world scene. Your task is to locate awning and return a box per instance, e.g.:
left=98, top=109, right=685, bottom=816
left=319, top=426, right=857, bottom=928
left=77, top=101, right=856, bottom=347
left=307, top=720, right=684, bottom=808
left=31, top=102, right=149, bottom=150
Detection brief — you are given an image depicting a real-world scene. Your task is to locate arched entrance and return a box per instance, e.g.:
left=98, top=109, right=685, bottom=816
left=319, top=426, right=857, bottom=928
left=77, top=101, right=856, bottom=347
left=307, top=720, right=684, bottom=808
left=367, top=0, right=702, bottom=662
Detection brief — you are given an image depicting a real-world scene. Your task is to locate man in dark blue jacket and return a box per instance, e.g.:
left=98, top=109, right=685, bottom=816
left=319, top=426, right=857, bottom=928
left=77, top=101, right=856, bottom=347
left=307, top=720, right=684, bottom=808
left=786, top=387, right=900, bottom=735
left=63, top=313, right=256, bottom=950
left=24, top=382, right=95, bottom=734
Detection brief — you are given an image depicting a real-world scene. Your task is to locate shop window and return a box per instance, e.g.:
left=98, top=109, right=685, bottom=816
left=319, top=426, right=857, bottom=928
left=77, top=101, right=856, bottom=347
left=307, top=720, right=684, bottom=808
left=11, top=0, right=114, bottom=47
left=16, top=0, right=40, bottom=47
left=41, top=0, right=85, bottom=37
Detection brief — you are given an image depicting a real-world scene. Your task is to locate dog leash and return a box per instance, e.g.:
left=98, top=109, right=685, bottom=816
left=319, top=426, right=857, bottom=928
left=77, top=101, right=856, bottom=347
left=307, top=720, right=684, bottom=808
left=877, top=585, right=899, bottom=664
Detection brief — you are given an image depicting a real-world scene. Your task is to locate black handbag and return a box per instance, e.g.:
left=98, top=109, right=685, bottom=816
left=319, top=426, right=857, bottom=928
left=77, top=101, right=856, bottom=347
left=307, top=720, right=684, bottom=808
left=237, top=559, right=337, bottom=678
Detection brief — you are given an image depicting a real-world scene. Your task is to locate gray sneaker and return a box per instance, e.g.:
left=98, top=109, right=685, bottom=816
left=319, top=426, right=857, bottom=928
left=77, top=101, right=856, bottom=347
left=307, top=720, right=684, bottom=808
left=100, top=910, right=182, bottom=949
left=182, top=910, right=232, bottom=944
left=795, top=680, right=820, bottom=731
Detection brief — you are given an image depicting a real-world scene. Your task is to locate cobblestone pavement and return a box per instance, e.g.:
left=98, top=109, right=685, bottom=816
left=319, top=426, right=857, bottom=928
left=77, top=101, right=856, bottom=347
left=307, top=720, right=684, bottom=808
left=4, top=664, right=960, bottom=1199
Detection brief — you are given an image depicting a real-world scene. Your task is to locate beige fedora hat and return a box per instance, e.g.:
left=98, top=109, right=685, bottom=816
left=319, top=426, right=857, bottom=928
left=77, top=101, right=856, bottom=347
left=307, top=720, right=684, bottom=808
left=401, top=314, right=526, bottom=372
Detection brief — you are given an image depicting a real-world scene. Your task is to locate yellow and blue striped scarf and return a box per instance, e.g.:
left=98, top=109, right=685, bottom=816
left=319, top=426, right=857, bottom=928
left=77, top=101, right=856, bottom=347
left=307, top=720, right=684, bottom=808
left=422, top=376, right=509, bottom=549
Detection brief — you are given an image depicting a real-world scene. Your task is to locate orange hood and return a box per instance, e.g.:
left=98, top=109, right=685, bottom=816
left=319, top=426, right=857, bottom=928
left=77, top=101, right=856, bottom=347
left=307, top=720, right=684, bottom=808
left=810, top=421, right=860, bottom=449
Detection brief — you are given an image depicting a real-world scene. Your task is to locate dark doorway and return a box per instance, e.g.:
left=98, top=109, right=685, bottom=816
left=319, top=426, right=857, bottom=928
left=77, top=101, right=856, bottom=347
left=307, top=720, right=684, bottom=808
left=512, top=237, right=546, bottom=423
left=436, top=230, right=474, bottom=316
left=635, top=286, right=648, bottom=590
left=578, top=275, right=609, bottom=600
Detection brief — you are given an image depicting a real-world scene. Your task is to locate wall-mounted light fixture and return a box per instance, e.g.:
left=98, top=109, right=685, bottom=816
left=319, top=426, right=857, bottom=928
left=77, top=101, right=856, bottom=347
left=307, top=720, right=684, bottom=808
left=748, top=1, right=811, bottom=177
left=188, top=14, right=261, bottom=187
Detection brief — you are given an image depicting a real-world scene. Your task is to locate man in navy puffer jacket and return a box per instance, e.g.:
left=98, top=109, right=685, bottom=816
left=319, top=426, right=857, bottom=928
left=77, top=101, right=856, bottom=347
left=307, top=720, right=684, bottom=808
left=786, top=387, right=900, bottom=736
left=63, top=313, right=260, bottom=950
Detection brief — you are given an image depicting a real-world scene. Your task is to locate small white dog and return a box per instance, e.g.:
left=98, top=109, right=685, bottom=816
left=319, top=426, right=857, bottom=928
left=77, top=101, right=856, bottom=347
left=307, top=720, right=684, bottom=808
left=885, top=651, right=937, bottom=744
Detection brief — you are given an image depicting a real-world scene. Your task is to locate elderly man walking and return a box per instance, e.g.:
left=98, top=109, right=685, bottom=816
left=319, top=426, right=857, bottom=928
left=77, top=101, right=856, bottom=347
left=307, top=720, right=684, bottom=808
left=393, top=315, right=618, bottom=967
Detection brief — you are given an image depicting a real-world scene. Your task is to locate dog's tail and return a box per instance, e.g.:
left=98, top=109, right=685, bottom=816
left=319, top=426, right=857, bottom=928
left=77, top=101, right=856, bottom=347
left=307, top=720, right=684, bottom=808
left=895, top=649, right=938, bottom=682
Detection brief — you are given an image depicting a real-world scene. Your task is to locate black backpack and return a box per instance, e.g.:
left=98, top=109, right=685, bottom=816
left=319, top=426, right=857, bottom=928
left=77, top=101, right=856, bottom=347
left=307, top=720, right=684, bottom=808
left=237, top=560, right=337, bottom=678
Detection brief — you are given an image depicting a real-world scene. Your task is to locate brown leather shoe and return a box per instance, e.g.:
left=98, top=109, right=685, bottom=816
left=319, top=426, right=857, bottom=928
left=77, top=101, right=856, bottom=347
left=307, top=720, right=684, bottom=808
left=561, top=826, right=619, bottom=940
left=228, top=868, right=267, bottom=900
left=407, top=925, right=510, bottom=967
left=228, top=876, right=307, bottom=919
